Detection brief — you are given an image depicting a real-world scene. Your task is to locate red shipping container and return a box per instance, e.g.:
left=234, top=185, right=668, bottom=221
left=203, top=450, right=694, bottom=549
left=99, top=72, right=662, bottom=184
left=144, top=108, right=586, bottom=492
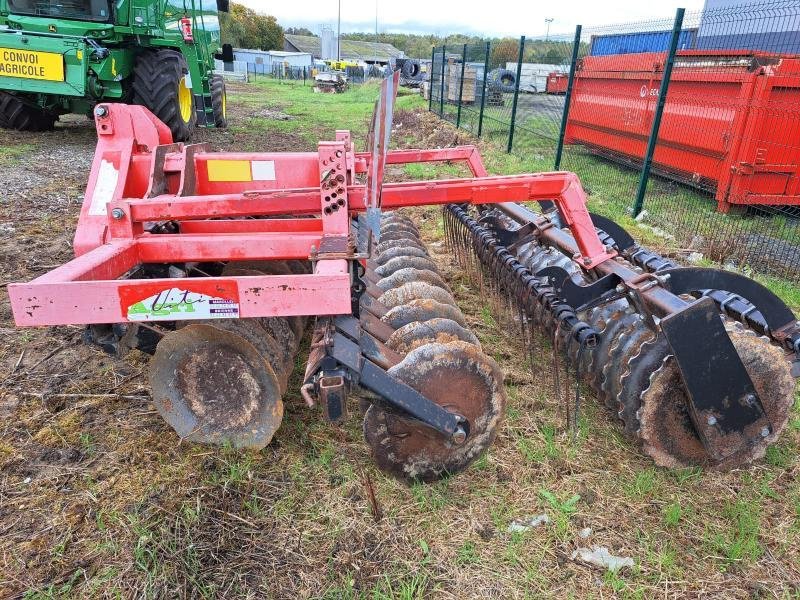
left=564, top=50, right=800, bottom=212
left=546, top=72, right=569, bottom=94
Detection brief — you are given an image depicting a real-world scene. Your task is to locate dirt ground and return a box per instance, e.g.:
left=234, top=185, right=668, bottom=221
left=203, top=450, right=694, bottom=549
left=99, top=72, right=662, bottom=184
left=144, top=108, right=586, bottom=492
left=1, top=81, right=800, bottom=599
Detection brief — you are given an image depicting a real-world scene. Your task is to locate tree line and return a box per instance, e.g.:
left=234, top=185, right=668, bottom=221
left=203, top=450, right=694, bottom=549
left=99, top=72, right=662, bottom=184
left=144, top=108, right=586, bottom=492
left=218, top=3, right=580, bottom=66
left=341, top=32, right=580, bottom=65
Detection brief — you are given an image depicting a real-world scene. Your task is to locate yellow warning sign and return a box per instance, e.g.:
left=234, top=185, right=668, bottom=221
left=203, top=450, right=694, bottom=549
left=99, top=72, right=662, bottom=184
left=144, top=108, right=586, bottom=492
left=0, top=48, right=64, bottom=81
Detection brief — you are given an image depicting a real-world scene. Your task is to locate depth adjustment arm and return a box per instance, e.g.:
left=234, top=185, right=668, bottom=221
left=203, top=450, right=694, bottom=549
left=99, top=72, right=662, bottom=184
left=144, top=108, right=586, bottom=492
left=304, top=316, right=469, bottom=445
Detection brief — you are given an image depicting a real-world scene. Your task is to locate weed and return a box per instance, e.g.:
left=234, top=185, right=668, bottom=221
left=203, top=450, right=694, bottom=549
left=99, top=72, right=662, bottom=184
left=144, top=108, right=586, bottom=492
left=663, top=502, right=683, bottom=528
left=766, top=442, right=794, bottom=469
left=371, top=572, right=432, bottom=599
left=411, top=480, right=450, bottom=511
left=456, top=540, right=479, bottom=566
left=623, top=468, right=659, bottom=498
left=539, top=488, right=580, bottom=537
left=79, top=432, right=95, bottom=456
left=705, top=499, right=763, bottom=571
left=480, top=306, right=496, bottom=326
left=603, top=569, right=627, bottom=593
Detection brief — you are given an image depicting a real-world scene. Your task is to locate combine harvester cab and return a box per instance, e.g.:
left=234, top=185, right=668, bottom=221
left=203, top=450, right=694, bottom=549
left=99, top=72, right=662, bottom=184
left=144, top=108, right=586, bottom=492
left=8, top=72, right=800, bottom=480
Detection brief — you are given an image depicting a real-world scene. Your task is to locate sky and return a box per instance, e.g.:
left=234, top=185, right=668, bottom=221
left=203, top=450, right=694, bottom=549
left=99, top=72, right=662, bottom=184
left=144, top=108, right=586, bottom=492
left=239, top=0, right=708, bottom=39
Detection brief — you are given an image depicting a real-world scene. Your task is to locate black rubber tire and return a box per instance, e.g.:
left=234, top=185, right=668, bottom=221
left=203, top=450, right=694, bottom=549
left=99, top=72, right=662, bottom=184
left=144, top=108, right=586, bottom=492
left=401, top=59, right=421, bottom=79
left=488, top=68, right=517, bottom=93
left=132, top=49, right=196, bottom=142
left=211, top=73, right=228, bottom=128
left=0, top=92, right=57, bottom=131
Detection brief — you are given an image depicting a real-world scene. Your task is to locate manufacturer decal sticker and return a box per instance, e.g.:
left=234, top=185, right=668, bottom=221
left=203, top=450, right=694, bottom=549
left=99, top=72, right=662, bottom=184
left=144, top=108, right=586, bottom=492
left=119, top=281, right=240, bottom=321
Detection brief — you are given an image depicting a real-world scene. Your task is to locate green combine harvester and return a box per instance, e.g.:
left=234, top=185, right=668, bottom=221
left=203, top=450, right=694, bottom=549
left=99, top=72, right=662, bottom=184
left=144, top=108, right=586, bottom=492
left=0, top=0, right=230, bottom=140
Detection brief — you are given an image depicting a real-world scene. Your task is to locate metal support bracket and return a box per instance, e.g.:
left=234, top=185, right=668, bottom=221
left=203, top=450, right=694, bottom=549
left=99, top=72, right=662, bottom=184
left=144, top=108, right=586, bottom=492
left=660, top=296, right=771, bottom=461
left=306, top=316, right=469, bottom=444
left=536, top=265, right=623, bottom=311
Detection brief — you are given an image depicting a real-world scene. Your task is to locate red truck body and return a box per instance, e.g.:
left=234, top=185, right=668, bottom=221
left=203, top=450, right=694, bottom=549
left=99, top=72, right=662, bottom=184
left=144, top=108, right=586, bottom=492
left=564, top=50, right=800, bottom=211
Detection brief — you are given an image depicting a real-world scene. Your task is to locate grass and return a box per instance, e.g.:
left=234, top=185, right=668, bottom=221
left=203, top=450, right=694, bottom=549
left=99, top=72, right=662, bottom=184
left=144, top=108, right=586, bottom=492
left=1, top=76, right=799, bottom=598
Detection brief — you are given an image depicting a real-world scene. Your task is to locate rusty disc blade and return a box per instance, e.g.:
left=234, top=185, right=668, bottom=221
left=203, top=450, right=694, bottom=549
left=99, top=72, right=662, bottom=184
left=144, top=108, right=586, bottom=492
left=376, top=238, right=429, bottom=258
left=380, top=223, right=419, bottom=238
left=374, top=255, right=440, bottom=278
left=376, top=267, right=449, bottom=293
left=378, top=281, right=458, bottom=310
left=189, top=317, right=292, bottom=393
left=375, top=246, right=429, bottom=266
left=638, top=325, right=795, bottom=469
left=381, top=299, right=467, bottom=329
left=363, top=341, right=505, bottom=482
left=386, top=318, right=481, bottom=355
left=149, top=323, right=283, bottom=449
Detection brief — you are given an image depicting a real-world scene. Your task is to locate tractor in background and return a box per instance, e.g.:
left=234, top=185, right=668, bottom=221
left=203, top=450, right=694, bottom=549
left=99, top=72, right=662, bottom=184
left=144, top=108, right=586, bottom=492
left=0, top=0, right=230, bottom=140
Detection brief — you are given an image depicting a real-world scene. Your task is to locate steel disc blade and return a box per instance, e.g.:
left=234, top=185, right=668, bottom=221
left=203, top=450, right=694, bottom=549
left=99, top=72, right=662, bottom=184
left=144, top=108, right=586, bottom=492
left=149, top=324, right=283, bottom=449
left=363, top=341, right=505, bottom=482
left=375, top=246, right=429, bottom=266
left=379, top=230, right=422, bottom=244
left=638, top=325, right=795, bottom=469
left=376, top=267, right=449, bottom=292
left=378, top=281, right=458, bottom=310
left=189, top=318, right=291, bottom=393
left=381, top=299, right=467, bottom=329
left=386, top=318, right=481, bottom=355
left=376, top=239, right=429, bottom=258
left=374, top=256, right=440, bottom=278
left=380, top=223, right=419, bottom=238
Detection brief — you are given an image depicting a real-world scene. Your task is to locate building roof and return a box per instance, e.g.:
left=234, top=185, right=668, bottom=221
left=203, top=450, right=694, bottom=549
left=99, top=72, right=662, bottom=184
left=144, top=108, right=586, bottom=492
left=284, top=34, right=403, bottom=61
left=234, top=48, right=312, bottom=57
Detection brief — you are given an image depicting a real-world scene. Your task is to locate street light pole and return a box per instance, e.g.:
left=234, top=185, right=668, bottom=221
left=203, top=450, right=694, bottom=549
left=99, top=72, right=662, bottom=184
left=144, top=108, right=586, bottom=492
left=337, top=0, right=341, bottom=61
left=545, top=17, right=553, bottom=41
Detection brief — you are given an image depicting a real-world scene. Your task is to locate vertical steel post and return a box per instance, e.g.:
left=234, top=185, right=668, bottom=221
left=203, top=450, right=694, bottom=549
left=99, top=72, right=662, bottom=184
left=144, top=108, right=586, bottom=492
left=507, top=36, right=525, bottom=153
left=477, top=41, right=490, bottom=138
left=439, top=45, right=446, bottom=117
left=429, top=45, right=436, bottom=112
left=632, top=8, right=685, bottom=217
left=554, top=24, right=582, bottom=170
left=456, top=43, right=468, bottom=128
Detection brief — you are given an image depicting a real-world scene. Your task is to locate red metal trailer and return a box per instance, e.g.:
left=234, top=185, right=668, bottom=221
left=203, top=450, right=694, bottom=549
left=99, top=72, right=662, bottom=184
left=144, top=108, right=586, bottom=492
left=546, top=72, right=568, bottom=94
left=564, top=50, right=800, bottom=212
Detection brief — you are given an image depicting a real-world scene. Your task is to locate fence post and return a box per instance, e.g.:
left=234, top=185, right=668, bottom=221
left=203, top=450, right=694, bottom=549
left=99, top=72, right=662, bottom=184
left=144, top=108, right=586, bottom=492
left=439, top=45, right=446, bottom=117
left=477, top=41, right=490, bottom=138
left=632, top=8, right=685, bottom=217
left=429, top=45, right=436, bottom=112
left=507, top=35, right=525, bottom=153
left=456, top=43, right=467, bottom=128
left=554, top=24, right=582, bottom=170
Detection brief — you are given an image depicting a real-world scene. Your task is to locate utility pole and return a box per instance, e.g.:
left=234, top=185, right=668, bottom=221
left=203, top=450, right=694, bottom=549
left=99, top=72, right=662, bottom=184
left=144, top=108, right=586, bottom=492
left=375, top=0, right=378, bottom=43
left=545, top=18, right=553, bottom=41
left=337, top=0, right=341, bottom=61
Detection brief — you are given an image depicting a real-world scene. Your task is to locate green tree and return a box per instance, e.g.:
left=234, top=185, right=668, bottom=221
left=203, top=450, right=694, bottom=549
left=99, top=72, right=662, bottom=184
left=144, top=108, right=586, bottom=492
left=491, top=38, right=519, bottom=68
left=286, top=27, right=316, bottom=36
left=221, top=3, right=284, bottom=50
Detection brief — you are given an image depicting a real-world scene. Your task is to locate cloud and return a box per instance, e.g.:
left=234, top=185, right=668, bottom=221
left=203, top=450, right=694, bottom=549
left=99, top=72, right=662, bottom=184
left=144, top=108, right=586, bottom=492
left=238, top=0, right=706, bottom=39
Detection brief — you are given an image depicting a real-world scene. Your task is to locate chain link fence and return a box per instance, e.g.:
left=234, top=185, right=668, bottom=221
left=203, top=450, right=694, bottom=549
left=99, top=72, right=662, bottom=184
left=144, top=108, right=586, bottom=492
left=429, top=0, right=800, bottom=285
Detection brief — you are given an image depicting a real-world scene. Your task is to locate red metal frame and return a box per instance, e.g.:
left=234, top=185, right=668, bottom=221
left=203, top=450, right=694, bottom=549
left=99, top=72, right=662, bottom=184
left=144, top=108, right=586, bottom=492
left=10, top=100, right=614, bottom=328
